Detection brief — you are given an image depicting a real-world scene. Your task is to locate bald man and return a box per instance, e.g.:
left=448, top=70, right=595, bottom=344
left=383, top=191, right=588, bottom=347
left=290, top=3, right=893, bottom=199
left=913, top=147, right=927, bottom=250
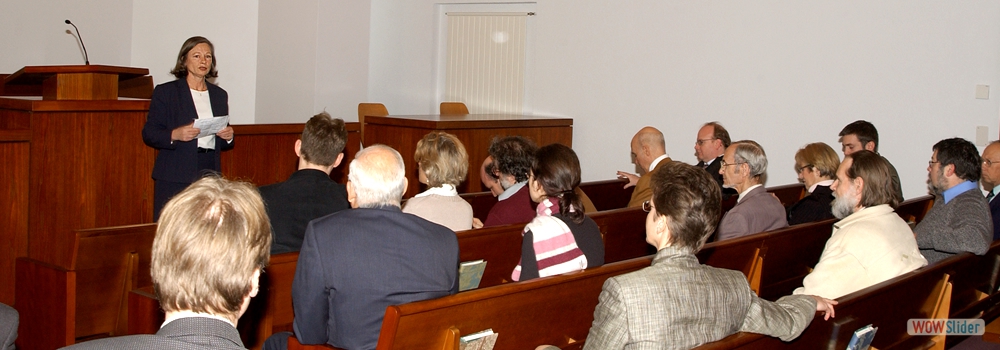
left=617, top=127, right=672, bottom=208
left=981, top=141, right=1000, bottom=241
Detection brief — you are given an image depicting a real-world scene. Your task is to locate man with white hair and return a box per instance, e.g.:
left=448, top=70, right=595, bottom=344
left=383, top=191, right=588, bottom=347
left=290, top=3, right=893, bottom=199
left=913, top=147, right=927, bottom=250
left=717, top=140, right=788, bottom=240
left=281, top=144, right=459, bottom=350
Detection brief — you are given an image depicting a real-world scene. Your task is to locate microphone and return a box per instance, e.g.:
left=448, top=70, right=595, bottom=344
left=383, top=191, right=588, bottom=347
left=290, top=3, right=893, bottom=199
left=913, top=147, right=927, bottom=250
left=64, top=19, right=89, bottom=65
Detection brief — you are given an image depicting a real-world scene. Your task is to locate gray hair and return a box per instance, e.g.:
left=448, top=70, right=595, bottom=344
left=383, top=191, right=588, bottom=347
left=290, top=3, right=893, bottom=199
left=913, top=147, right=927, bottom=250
left=348, top=144, right=406, bottom=208
left=732, top=140, right=767, bottom=179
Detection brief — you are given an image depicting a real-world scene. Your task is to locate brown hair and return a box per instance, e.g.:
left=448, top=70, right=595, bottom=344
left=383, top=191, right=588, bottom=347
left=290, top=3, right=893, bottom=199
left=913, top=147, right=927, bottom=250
left=845, top=150, right=899, bottom=208
left=704, top=122, right=732, bottom=148
left=794, top=142, right=840, bottom=179
left=531, top=143, right=584, bottom=224
left=152, top=176, right=271, bottom=320
left=651, top=161, right=721, bottom=250
left=300, top=112, right=348, bottom=166
left=170, top=36, right=218, bottom=79
left=414, top=131, right=469, bottom=188
left=839, top=120, right=879, bottom=152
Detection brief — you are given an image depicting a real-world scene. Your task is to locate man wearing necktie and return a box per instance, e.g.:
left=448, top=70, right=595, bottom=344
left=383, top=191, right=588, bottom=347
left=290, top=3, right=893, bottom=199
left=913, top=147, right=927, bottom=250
left=980, top=141, right=1000, bottom=241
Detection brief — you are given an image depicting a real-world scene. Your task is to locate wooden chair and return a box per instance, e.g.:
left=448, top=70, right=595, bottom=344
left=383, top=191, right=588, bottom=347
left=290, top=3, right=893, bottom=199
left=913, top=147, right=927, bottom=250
left=357, top=103, right=389, bottom=145
left=439, top=102, right=469, bottom=115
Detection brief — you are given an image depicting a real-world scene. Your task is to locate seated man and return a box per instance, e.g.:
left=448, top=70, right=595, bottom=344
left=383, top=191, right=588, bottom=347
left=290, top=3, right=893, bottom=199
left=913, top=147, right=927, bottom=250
left=481, top=156, right=504, bottom=197
left=717, top=140, right=788, bottom=240
left=915, top=137, right=992, bottom=263
left=483, top=136, right=538, bottom=227
left=616, top=126, right=672, bottom=207
left=694, top=121, right=738, bottom=198
left=838, top=120, right=903, bottom=201
left=584, top=161, right=836, bottom=349
left=279, top=145, right=459, bottom=350
left=259, top=112, right=350, bottom=254
left=65, top=176, right=272, bottom=349
left=794, top=151, right=926, bottom=299
left=980, top=140, right=1000, bottom=241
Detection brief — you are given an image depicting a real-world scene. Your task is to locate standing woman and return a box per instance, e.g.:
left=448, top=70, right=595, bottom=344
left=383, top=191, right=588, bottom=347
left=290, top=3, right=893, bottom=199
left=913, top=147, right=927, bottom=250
left=511, top=143, right=604, bottom=281
left=787, top=142, right=840, bottom=225
left=143, top=36, right=235, bottom=220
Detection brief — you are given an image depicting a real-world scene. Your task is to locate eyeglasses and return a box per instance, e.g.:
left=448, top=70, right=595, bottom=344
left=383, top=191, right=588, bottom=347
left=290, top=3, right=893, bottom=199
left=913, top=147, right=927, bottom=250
left=794, top=164, right=813, bottom=173
left=642, top=200, right=652, bottom=213
left=695, top=138, right=716, bottom=145
left=984, top=159, right=1000, bottom=167
left=928, top=160, right=940, bottom=167
left=720, top=159, right=745, bottom=168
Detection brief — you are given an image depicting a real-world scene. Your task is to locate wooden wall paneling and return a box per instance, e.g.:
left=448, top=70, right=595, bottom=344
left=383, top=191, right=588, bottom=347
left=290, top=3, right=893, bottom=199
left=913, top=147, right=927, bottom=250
left=0, top=132, right=29, bottom=305
left=221, top=123, right=360, bottom=187
left=28, top=109, right=153, bottom=268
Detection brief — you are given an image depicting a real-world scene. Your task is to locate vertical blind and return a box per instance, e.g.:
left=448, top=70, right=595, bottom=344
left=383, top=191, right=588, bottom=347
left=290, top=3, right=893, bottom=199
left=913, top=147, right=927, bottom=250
left=445, top=12, right=529, bottom=114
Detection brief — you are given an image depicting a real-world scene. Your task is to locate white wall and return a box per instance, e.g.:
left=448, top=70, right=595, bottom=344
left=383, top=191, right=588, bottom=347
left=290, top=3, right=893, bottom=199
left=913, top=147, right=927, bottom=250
left=255, top=0, right=317, bottom=124
left=131, top=0, right=259, bottom=125
left=313, top=0, right=372, bottom=122
left=0, top=0, right=134, bottom=72
left=368, top=0, right=1000, bottom=199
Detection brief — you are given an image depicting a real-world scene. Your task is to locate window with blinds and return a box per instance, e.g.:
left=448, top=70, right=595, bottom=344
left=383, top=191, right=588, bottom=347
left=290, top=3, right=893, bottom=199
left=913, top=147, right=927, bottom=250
left=444, top=12, right=530, bottom=114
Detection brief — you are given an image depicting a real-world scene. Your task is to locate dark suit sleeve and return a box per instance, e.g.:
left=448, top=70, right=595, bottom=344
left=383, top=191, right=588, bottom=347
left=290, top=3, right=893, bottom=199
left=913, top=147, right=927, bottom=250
left=210, top=86, right=234, bottom=151
left=518, top=230, right=540, bottom=280
left=292, top=222, right=331, bottom=345
left=142, top=85, right=180, bottom=150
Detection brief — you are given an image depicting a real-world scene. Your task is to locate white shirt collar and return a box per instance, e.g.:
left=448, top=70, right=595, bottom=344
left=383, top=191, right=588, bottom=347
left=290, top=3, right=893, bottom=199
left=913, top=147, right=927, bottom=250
left=808, top=179, right=834, bottom=193
left=648, top=154, right=669, bottom=173
left=414, top=184, right=459, bottom=198
left=737, top=184, right=764, bottom=203
left=498, top=181, right=527, bottom=201
left=162, top=311, right=234, bottom=328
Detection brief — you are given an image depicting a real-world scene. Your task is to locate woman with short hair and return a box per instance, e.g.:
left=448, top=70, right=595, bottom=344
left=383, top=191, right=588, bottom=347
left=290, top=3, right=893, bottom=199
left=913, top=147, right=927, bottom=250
left=403, top=131, right=474, bottom=231
left=788, top=142, right=840, bottom=225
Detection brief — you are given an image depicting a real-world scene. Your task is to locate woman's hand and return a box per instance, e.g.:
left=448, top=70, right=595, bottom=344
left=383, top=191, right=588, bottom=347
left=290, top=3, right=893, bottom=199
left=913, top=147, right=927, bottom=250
left=216, top=126, right=234, bottom=142
left=171, top=122, right=200, bottom=142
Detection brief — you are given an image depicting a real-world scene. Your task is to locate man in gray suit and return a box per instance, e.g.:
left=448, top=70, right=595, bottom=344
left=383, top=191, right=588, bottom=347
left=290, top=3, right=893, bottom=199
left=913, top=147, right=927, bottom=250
left=584, top=161, right=836, bottom=349
left=63, top=176, right=272, bottom=350
left=915, top=137, right=992, bottom=263
left=717, top=140, right=788, bottom=240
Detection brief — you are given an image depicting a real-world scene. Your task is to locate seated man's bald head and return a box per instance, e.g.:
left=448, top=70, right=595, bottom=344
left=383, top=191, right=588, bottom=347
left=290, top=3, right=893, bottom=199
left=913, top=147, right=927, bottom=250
left=347, top=144, right=408, bottom=208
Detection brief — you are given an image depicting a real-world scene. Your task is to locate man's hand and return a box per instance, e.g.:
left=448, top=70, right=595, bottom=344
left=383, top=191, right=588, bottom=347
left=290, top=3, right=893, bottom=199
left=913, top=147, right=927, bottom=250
left=809, top=295, right=838, bottom=320
left=472, top=218, right=484, bottom=229
left=616, top=171, right=639, bottom=189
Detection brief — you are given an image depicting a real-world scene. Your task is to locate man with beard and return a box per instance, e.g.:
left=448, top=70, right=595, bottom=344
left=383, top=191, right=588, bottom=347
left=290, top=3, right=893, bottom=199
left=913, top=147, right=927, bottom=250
left=483, top=136, right=539, bottom=227
left=793, top=150, right=926, bottom=299
left=914, top=138, right=992, bottom=263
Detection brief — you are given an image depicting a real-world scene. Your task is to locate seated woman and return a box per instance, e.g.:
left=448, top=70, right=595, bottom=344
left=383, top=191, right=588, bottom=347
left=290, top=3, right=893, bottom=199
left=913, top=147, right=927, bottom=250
left=583, top=161, right=836, bottom=349
left=787, top=142, right=840, bottom=225
left=512, top=143, right=604, bottom=281
left=403, top=131, right=474, bottom=231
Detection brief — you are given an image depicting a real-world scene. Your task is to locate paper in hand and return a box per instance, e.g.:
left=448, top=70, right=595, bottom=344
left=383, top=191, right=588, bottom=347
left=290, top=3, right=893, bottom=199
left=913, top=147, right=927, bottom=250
left=193, top=115, right=230, bottom=138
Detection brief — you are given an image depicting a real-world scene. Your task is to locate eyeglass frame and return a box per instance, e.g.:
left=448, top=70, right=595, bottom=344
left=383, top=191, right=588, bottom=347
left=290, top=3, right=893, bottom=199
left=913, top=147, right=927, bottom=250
left=642, top=200, right=653, bottom=213
left=984, top=159, right=1000, bottom=167
left=695, top=138, right=717, bottom=146
left=794, top=163, right=814, bottom=174
left=719, top=159, right=745, bottom=168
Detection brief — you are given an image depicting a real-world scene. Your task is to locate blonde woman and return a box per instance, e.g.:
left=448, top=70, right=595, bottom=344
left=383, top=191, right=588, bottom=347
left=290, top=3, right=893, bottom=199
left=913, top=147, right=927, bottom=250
left=403, top=131, right=474, bottom=231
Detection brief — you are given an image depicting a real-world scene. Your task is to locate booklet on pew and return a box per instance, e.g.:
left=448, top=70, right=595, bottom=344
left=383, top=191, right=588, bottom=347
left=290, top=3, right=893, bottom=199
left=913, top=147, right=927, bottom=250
left=459, top=259, right=487, bottom=291
left=846, top=324, right=877, bottom=350
left=460, top=328, right=497, bottom=350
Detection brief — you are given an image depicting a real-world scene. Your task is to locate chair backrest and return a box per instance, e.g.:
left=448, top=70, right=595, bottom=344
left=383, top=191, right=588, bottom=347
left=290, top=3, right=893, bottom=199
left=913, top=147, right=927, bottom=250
left=439, top=102, right=469, bottom=115
left=357, top=103, right=389, bottom=144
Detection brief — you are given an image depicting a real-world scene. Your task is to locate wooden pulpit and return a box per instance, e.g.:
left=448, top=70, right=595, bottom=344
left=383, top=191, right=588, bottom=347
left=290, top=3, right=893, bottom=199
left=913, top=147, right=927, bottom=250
left=1, top=65, right=154, bottom=349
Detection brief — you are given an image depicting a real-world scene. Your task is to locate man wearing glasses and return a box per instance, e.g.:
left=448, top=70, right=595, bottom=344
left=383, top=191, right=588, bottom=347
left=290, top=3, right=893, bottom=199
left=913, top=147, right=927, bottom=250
left=717, top=140, right=788, bottom=241
left=981, top=141, right=1000, bottom=240
left=914, top=137, right=992, bottom=263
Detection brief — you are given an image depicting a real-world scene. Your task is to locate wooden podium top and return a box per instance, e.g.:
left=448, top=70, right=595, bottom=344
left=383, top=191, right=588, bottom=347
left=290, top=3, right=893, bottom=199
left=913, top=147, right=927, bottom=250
left=1, top=65, right=153, bottom=100
left=365, top=114, right=573, bottom=129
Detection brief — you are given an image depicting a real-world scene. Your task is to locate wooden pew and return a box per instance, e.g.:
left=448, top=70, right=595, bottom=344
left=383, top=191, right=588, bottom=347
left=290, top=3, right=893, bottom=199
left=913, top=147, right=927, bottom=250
left=768, top=183, right=806, bottom=208
left=456, top=223, right=525, bottom=288
left=15, top=224, right=157, bottom=350
left=592, top=207, right=653, bottom=263
left=579, top=178, right=634, bottom=211
left=755, top=219, right=837, bottom=300
left=371, top=256, right=654, bottom=350
left=896, top=195, right=934, bottom=224
left=458, top=191, right=497, bottom=221
left=696, top=253, right=956, bottom=350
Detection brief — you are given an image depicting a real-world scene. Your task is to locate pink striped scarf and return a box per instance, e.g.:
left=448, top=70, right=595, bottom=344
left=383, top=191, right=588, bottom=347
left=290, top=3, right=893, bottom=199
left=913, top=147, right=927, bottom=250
left=511, top=198, right=588, bottom=281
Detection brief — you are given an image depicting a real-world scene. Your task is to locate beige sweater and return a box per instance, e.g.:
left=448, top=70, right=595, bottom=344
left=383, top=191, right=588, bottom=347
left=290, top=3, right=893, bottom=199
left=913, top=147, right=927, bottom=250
left=403, top=193, right=473, bottom=232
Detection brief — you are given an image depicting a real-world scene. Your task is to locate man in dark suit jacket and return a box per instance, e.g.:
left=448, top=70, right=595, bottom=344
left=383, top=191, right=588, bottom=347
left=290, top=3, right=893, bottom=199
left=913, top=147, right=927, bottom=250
left=718, top=140, right=788, bottom=240
left=260, top=112, right=350, bottom=254
left=64, top=177, right=272, bottom=350
left=271, top=145, right=458, bottom=350
left=617, top=127, right=672, bottom=208
left=694, top=122, right=738, bottom=199
left=982, top=141, right=1000, bottom=241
